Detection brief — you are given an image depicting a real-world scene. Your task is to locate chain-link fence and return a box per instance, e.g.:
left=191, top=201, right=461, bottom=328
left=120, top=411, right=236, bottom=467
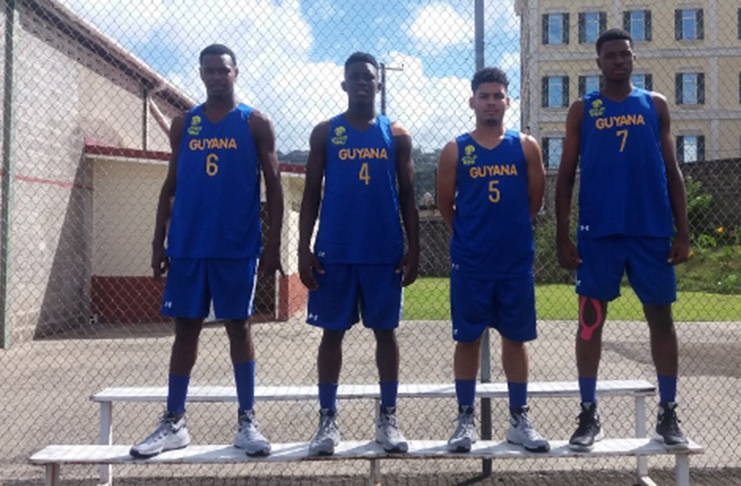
left=1, top=0, right=740, bottom=484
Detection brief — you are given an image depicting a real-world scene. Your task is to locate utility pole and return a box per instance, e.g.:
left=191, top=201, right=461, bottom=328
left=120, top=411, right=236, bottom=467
left=379, top=62, right=404, bottom=115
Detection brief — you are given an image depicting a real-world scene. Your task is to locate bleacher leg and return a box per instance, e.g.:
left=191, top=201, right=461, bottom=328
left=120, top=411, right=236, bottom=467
left=372, top=399, right=382, bottom=485
left=45, top=463, right=60, bottom=486
left=675, top=454, right=690, bottom=486
left=99, top=401, right=113, bottom=485
left=634, top=395, right=649, bottom=483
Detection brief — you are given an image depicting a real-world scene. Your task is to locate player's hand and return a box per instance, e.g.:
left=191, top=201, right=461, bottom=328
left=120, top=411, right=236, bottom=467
left=151, top=243, right=169, bottom=280
left=557, top=238, right=582, bottom=270
left=299, top=247, right=324, bottom=290
left=259, top=242, right=285, bottom=276
left=668, top=234, right=691, bottom=265
left=396, top=249, right=419, bottom=287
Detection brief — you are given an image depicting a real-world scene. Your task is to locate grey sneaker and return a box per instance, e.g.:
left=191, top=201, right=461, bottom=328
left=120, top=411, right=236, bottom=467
left=654, top=402, right=689, bottom=451
left=375, top=407, right=409, bottom=453
left=234, top=409, right=271, bottom=456
left=447, top=406, right=477, bottom=452
left=506, top=406, right=550, bottom=452
left=309, top=409, right=340, bottom=456
left=129, top=411, right=191, bottom=458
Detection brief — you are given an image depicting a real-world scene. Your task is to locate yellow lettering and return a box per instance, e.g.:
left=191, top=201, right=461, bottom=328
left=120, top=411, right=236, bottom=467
left=510, top=164, right=518, bottom=175
left=636, top=114, right=645, bottom=125
left=380, top=148, right=388, bottom=159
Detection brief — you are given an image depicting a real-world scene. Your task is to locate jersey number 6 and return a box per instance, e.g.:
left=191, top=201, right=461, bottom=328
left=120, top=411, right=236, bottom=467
left=206, top=153, right=219, bottom=176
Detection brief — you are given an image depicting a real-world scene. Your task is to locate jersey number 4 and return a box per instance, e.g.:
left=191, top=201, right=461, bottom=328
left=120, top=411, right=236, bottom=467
left=206, top=153, right=219, bottom=176
left=359, top=162, right=370, bottom=185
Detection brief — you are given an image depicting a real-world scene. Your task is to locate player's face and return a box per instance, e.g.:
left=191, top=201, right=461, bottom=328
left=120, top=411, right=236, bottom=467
left=200, top=54, right=238, bottom=98
left=342, top=62, right=380, bottom=106
left=470, top=82, right=510, bottom=126
left=597, top=39, right=635, bottom=82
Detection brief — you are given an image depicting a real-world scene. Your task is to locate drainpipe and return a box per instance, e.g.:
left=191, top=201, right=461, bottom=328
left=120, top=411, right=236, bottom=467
left=0, top=0, right=17, bottom=349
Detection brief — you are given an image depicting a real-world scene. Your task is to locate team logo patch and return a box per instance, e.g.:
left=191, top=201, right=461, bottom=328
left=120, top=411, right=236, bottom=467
left=589, top=99, right=605, bottom=118
left=188, top=115, right=203, bottom=136
left=331, top=126, right=348, bottom=145
left=461, top=144, right=477, bottom=165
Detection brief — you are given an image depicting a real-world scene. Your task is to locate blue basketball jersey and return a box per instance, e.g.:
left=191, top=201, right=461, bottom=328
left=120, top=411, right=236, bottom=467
left=451, top=130, right=534, bottom=277
left=166, top=103, right=261, bottom=258
left=314, top=114, right=403, bottom=264
left=578, top=89, right=673, bottom=239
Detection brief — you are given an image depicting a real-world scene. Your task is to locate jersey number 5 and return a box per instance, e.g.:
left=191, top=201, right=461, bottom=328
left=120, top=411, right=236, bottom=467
left=617, top=129, right=628, bottom=153
left=206, top=153, right=219, bottom=176
left=359, top=162, right=370, bottom=185
left=489, top=179, right=500, bottom=203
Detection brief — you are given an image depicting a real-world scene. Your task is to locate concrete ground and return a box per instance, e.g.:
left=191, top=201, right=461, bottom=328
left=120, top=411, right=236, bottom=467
left=1, top=317, right=740, bottom=485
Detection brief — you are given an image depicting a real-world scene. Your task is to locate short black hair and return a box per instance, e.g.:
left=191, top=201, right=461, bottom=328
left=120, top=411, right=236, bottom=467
left=344, top=52, right=379, bottom=72
left=471, top=67, right=509, bottom=94
left=200, top=44, right=237, bottom=66
left=596, top=29, right=633, bottom=54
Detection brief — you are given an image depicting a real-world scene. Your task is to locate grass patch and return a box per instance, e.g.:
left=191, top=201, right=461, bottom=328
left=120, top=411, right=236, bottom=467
left=404, top=279, right=741, bottom=321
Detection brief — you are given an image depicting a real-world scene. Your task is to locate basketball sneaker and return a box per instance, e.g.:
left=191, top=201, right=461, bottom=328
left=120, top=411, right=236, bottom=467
left=309, top=408, right=340, bottom=456
left=447, top=406, right=477, bottom=452
left=569, top=402, right=603, bottom=452
left=129, top=411, right=190, bottom=458
left=375, top=406, right=409, bottom=452
left=506, top=405, right=550, bottom=452
left=654, top=402, right=689, bottom=451
left=233, top=409, right=271, bottom=456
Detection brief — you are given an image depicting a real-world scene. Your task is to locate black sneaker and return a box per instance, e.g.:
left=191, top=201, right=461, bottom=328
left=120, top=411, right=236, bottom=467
left=654, top=402, right=689, bottom=451
left=569, top=402, right=603, bottom=452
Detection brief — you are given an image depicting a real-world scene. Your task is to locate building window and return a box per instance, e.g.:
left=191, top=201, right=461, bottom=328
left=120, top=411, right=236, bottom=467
left=579, top=12, right=606, bottom=44
left=542, top=137, right=564, bottom=169
left=738, top=9, right=741, bottom=39
left=623, top=10, right=651, bottom=42
left=632, top=74, right=653, bottom=91
left=675, top=9, right=704, bottom=40
left=676, top=135, right=705, bottom=163
left=542, top=76, right=569, bottom=108
left=675, top=73, right=705, bottom=105
left=542, top=13, right=569, bottom=45
left=578, top=75, right=602, bottom=97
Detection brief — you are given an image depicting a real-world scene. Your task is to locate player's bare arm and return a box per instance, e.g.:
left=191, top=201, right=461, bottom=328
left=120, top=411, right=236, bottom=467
left=298, top=121, right=330, bottom=290
left=555, top=99, right=584, bottom=270
left=151, top=113, right=186, bottom=280
left=521, top=133, right=546, bottom=219
left=653, top=93, right=691, bottom=265
left=250, top=109, right=285, bottom=276
left=436, top=140, right=458, bottom=228
left=392, top=122, right=420, bottom=287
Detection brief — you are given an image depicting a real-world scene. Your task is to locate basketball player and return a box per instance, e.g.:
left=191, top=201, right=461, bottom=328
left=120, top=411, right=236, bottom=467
left=437, top=67, right=549, bottom=453
left=130, top=44, right=284, bottom=458
left=298, top=52, right=419, bottom=456
left=556, top=29, right=690, bottom=451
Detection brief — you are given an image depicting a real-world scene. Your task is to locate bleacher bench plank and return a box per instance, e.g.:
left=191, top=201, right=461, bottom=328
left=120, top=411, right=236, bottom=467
left=30, top=439, right=703, bottom=464
left=92, top=379, right=655, bottom=403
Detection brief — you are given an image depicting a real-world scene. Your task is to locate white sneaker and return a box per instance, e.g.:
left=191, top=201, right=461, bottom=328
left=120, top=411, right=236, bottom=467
left=375, top=407, right=409, bottom=452
left=129, top=411, right=191, bottom=458
left=309, top=409, right=340, bottom=456
left=506, top=405, right=550, bottom=452
left=447, top=406, right=477, bottom=452
left=234, top=409, right=271, bottom=456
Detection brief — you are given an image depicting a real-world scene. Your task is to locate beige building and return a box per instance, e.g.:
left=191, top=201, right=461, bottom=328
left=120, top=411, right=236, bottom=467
left=515, top=0, right=741, bottom=169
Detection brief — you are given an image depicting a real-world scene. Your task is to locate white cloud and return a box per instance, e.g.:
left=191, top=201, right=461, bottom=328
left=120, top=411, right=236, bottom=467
left=407, top=4, right=472, bottom=55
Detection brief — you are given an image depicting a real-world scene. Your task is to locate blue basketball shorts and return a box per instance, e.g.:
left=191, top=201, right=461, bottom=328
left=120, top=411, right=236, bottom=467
left=576, top=236, right=677, bottom=305
left=307, top=264, right=402, bottom=332
left=450, top=269, right=537, bottom=343
left=162, top=257, right=258, bottom=320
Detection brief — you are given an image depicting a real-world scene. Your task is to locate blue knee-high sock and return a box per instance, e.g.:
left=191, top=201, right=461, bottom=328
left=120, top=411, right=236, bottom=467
left=657, top=375, right=677, bottom=403
left=234, top=361, right=255, bottom=413
left=508, top=382, right=528, bottom=411
left=167, top=375, right=190, bottom=415
left=379, top=381, right=399, bottom=409
left=319, top=382, right=338, bottom=411
left=455, top=379, right=476, bottom=410
left=579, top=376, right=597, bottom=404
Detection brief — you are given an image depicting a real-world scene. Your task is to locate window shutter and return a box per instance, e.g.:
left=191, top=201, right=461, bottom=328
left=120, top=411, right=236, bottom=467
left=696, top=9, right=704, bottom=40
left=738, top=9, right=741, bottom=39
left=542, top=77, right=549, bottom=107
left=578, top=13, right=585, bottom=43
left=563, top=13, right=570, bottom=44
left=578, top=76, right=586, bottom=97
left=645, top=11, right=652, bottom=41
left=599, top=12, right=607, bottom=35
left=675, top=73, right=683, bottom=104
left=739, top=71, right=741, bottom=104
left=697, top=136, right=705, bottom=161
left=697, top=73, right=705, bottom=104
left=646, top=74, right=653, bottom=91
left=676, top=136, right=685, bottom=164
left=542, top=14, right=549, bottom=44
left=623, top=11, right=630, bottom=32
left=542, top=139, right=550, bottom=168
left=675, top=10, right=683, bottom=40
left=562, top=76, right=570, bottom=107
